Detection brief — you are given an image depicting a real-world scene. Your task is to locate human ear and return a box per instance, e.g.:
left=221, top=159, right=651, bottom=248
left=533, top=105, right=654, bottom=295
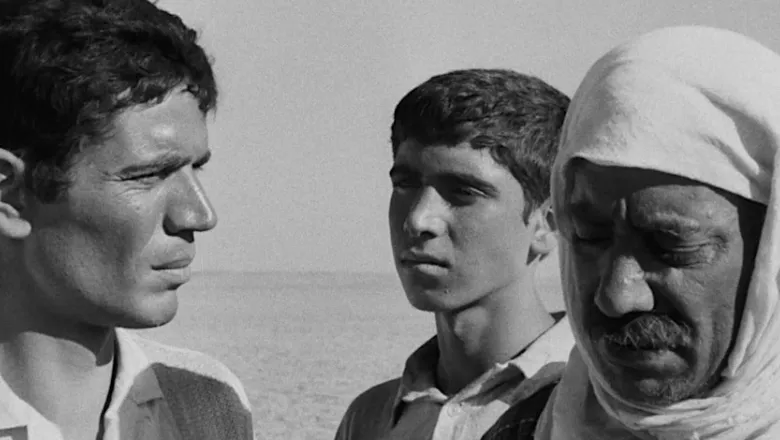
left=0, top=149, right=30, bottom=239
left=528, top=200, right=557, bottom=262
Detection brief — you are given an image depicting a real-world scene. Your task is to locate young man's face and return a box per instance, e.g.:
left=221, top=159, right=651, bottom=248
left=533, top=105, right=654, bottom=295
left=388, top=139, right=540, bottom=312
left=19, top=91, right=217, bottom=329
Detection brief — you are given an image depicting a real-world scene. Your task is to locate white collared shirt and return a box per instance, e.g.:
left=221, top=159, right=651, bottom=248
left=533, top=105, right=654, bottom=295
left=335, top=315, right=575, bottom=440
left=0, top=329, right=250, bottom=440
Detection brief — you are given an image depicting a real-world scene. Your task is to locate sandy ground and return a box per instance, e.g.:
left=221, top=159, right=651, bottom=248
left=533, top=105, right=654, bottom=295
left=137, top=255, right=563, bottom=439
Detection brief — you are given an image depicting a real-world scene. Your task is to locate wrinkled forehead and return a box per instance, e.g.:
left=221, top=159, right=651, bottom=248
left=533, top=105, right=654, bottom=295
left=568, top=159, right=717, bottom=201
left=566, top=160, right=751, bottom=227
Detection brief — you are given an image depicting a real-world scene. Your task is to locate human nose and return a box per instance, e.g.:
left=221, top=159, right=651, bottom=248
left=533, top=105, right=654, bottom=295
left=164, top=171, right=218, bottom=235
left=403, top=187, right=447, bottom=238
left=594, top=253, right=654, bottom=318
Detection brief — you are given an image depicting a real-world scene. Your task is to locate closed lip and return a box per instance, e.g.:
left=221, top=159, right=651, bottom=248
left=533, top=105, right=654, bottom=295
left=399, top=252, right=449, bottom=267
left=153, top=256, right=194, bottom=270
left=599, top=341, right=685, bottom=373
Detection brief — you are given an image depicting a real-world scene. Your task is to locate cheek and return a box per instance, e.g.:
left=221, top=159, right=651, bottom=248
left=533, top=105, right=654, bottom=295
left=566, top=257, right=596, bottom=336
left=87, top=197, right=157, bottom=251
left=685, top=262, right=747, bottom=351
left=387, top=195, right=408, bottom=241
left=563, top=241, right=610, bottom=343
left=57, top=191, right=165, bottom=277
left=567, top=247, right=599, bottom=301
left=459, top=211, right=528, bottom=272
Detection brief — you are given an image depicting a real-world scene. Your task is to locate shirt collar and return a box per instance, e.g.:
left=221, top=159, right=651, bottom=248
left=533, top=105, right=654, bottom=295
left=0, top=376, right=29, bottom=431
left=396, top=336, right=446, bottom=404
left=0, top=329, right=166, bottom=432
left=391, top=314, right=573, bottom=422
left=512, top=316, right=573, bottom=377
left=106, top=329, right=165, bottom=411
left=0, top=329, right=163, bottom=429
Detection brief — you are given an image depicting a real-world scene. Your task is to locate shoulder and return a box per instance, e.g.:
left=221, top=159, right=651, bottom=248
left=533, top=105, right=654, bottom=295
left=343, top=377, right=401, bottom=420
left=350, top=377, right=401, bottom=409
left=131, top=333, right=251, bottom=410
left=335, top=378, right=401, bottom=440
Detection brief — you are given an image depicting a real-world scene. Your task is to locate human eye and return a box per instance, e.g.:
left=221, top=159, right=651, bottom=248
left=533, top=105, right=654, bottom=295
left=442, top=184, right=484, bottom=205
left=127, top=168, right=174, bottom=183
left=572, top=231, right=612, bottom=247
left=569, top=221, right=612, bottom=253
left=121, top=162, right=180, bottom=185
left=390, top=175, right=419, bottom=192
left=655, top=245, right=713, bottom=267
left=573, top=232, right=611, bottom=244
left=562, top=217, right=612, bottom=247
left=645, top=233, right=717, bottom=267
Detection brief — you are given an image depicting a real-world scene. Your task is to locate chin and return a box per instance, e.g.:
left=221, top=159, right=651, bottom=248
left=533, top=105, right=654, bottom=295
left=404, top=287, right=443, bottom=311
left=589, top=338, right=704, bottom=404
left=116, top=291, right=180, bottom=329
left=403, top=285, right=476, bottom=313
left=119, top=309, right=178, bottom=329
left=125, top=311, right=176, bottom=329
left=606, top=371, right=702, bottom=407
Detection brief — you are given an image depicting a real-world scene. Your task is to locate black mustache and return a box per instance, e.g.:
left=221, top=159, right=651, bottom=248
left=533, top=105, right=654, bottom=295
left=600, top=313, right=691, bottom=350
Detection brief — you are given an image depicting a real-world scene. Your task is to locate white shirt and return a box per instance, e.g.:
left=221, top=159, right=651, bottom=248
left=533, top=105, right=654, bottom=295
left=0, top=329, right=250, bottom=440
left=335, top=315, right=575, bottom=440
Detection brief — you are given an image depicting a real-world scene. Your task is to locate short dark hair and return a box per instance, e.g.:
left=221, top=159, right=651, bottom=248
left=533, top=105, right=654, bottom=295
left=391, top=69, right=569, bottom=219
left=0, top=0, right=217, bottom=201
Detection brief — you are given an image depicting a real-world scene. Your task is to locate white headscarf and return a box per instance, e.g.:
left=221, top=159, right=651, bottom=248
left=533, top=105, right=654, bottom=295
left=537, top=26, right=780, bottom=440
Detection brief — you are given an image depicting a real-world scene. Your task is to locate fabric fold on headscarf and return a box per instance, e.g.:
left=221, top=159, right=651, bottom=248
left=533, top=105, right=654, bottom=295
left=536, top=26, right=780, bottom=440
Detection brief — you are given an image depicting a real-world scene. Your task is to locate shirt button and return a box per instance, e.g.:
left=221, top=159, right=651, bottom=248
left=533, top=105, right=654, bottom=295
left=446, top=404, right=462, bottom=417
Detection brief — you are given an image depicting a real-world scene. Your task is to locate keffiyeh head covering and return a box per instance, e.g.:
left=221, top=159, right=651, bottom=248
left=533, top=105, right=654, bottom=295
left=537, top=26, right=780, bottom=439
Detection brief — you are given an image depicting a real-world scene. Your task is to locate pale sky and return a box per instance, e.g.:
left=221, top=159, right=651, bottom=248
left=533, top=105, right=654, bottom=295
left=159, top=0, right=780, bottom=273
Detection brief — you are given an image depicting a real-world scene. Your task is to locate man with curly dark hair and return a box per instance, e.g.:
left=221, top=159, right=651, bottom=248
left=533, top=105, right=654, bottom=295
left=335, top=69, right=573, bottom=440
left=0, top=1, right=253, bottom=439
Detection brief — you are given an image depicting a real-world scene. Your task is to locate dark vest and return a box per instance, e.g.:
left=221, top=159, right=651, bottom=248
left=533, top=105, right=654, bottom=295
left=479, top=381, right=558, bottom=440
left=152, top=363, right=254, bottom=440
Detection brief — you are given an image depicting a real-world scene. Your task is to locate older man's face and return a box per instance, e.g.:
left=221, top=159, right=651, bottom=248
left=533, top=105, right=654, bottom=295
left=20, top=91, right=217, bottom=329
left=564, top=161, right=764, bottom=405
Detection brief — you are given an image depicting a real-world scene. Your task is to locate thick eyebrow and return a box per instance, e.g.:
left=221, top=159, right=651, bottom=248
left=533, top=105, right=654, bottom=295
left=438, top=171, right=499, bottom=196
left=570, top=199, right=704, bottom=234
left=389, top=164, right=499, bottom=195
left=117, top=149, right=211, bottom=176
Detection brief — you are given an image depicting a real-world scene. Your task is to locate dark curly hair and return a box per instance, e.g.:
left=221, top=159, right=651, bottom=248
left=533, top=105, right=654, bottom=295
left=391, top=69, right=569, bottom=219
left=0, top=0, right=217, bottom=201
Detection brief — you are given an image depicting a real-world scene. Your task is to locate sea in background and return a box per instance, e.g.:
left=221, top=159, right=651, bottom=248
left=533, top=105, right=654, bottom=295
left=137, top=256, right=563, bottom=440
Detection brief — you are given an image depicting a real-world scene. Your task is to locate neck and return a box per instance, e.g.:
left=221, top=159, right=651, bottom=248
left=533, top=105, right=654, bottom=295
left=434, top=276, right=554, bottom=395
left=0, top=284, right=116, bottom=434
